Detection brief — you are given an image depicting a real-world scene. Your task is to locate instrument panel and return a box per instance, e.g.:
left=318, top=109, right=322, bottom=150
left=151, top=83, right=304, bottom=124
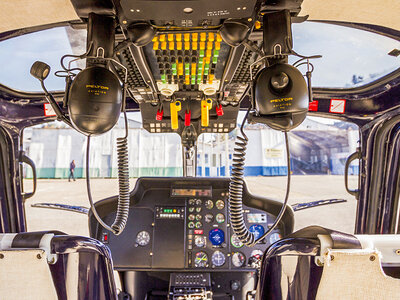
left=89, top=177, right=294, bottom=271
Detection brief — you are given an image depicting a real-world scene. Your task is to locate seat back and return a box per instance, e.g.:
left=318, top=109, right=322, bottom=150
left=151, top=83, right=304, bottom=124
left=0, top=231, right=117, bottom=300
left=257, top=226, right=400, bottom=300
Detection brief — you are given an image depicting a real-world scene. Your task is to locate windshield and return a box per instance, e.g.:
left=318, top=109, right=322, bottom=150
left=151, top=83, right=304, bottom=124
left=0, top=23, right=398, bottom=91
left=22, top=113, right=359, bottom=235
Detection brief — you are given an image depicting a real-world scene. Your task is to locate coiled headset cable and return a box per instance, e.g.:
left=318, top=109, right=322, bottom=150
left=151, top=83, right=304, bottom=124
left=228, top=107, right=291, bottom=247
left=86, top=111, right=130, bottom=236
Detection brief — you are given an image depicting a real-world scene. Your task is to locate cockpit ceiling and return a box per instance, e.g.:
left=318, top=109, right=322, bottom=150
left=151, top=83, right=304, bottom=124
left=300, top=0, right=400, bottom=33
left=0, top=0, right=400, bottom=35
left=0, top=0, right=79, bottom=34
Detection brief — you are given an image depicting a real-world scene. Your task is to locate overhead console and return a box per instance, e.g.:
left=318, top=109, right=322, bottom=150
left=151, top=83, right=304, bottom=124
left=89, top=177, right=294, bottom=271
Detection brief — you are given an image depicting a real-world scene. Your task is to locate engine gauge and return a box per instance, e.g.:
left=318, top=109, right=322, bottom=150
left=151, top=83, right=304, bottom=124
left=232, top=252, right=245, bottom=267
left=216, top=213, right=225, bottom=224
left=230, top=234, right=243, bottom=248
left=215, top=200, right=225, bottom=210
left=136, top=231, right=150, bottom=246
left=269, top=232, right=281, bottom=244
left=204, top=214, right=214, bottom=223
left=250, top=249, right=263, bottom=260
left=194, top=251, right=208, bottom=268
left=195, top=236, right=206, bottom=248
left=211, top=251, right=226, bottom=267
left=188, top=214, right=195, bottom=221
left=249, top=224, right=265, bottom=240
left=205, top=200, right=214, bottom=209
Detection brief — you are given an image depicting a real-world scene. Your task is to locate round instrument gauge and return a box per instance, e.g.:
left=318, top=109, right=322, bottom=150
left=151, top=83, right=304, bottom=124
left=205, top=200, right=214, bottom=209
left=250, top=249, right=263, bottom=260
left=215, top=200, right=225, bottom=210
left=230, top=234, right=243, bottom=248
left=209, top=228, right=225, bottom=246
left=211, top=251, right=226, bottom=267
left=232, top=252, right=246, bottom=267
left=136, top=231, right=150, bottom=246
left=216, top=213, right=225, bottom=224
left=188, top=214, right=195, bottom=221
left=194, top=236, right=206, bottom=248
left=249, top=224, right=265, bottom=240
left=195, top=221, right=202, bottom=229
left=195, top=199, right=202, bottom=206
left=194, top=251, right=208, bottom=268
left=204, top=214, right=214, bottom=223
left=269, top=232, right=281, bottom=244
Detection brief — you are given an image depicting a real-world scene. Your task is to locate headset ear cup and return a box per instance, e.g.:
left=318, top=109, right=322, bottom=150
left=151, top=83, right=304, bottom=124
left=68, top=66, right=122, bottom=135
left=252, top=63, right=308, bottom=131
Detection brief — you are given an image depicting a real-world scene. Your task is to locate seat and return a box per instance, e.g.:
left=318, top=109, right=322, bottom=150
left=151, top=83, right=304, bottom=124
left=256, top=226, right=400, bottom=300
left=0, top=231, right=117, bottom=300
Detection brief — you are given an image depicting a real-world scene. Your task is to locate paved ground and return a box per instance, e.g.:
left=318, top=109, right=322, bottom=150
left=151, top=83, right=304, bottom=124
left=24, top=175, right=358, bottom=235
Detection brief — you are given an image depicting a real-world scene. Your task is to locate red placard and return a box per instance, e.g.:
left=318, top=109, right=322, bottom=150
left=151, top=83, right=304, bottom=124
left=329, top=99, right=346, bottom=114
left=43, top=103, right=56, bottom=117
left=194, top=229, right=204, bottom=235
left=308, top=100, right=318, bottom=112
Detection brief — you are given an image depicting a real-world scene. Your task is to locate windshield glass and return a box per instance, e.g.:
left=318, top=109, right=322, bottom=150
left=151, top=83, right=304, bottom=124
left=0, top=22, right=399, bottom=91
left=23, top=112, right=359, bottom=235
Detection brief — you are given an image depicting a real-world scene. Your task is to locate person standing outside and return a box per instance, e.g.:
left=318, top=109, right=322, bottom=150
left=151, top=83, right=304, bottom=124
left=69, top=160, right=76, bottom=182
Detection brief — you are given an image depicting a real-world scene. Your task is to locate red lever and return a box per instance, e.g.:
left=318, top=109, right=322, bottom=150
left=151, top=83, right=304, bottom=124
left=156, top=109, right=163, bottom=121
left=185, top=110, right=191, bottom=126
left=216, top=104, right=224, bottom=116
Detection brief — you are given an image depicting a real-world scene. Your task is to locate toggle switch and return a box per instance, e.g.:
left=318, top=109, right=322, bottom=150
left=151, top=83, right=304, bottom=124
left=201, top=99, right=213, bottom=127
left=156, top=109, right=163, bottom=121
left=170, top=101, right=181, bottom=130
left=216, top=104, right=224, bottom=116
left=185, top=110, right=191, bottom=126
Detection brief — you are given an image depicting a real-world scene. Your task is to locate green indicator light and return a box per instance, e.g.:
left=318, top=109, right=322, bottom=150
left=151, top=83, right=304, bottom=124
left=204, top=70, right=209, bottom=76
left=213, top=57, right=218, bottom=64
left=213, top=50, right=219, bottom=58
left=204, top=64, right=210, bottom=71
left=199, top=58, right=203, bottom=64
left=161, top=73, right=166, bottom=83
left=172, top=63, right=177, bottom=70
left=199, top=50, right=205, bottom=57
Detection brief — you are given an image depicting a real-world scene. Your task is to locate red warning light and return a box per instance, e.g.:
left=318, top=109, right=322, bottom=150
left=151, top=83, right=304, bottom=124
left=194, top=229, right=204, bottom=235
left=103, top=234, right=108, bottom=242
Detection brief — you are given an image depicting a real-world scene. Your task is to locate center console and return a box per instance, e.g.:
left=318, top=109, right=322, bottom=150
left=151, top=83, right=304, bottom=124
left=89, top=177, right=294, bottom=299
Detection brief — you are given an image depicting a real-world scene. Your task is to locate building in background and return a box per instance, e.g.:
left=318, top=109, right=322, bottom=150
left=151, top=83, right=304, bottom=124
left=23, top=117, right=358, bottom=178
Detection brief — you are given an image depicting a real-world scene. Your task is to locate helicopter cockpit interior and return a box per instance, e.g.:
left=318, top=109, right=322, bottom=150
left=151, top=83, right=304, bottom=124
left=0, top=0, right=399, bottom=299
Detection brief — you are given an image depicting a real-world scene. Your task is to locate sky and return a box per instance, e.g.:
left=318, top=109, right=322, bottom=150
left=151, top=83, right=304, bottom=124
left=0, top=22, right=398, bottom=92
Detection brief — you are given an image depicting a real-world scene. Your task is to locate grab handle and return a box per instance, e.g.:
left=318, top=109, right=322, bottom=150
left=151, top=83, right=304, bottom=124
left=20, top=151, right=37, bottom=201
left=345, top=148, right=361, bottom=199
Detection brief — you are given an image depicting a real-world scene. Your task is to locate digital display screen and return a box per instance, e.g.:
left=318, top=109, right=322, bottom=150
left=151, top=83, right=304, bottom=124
left=171, top=187, right=212, bottom=197
left=247, top=213, right=267, bottom=224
